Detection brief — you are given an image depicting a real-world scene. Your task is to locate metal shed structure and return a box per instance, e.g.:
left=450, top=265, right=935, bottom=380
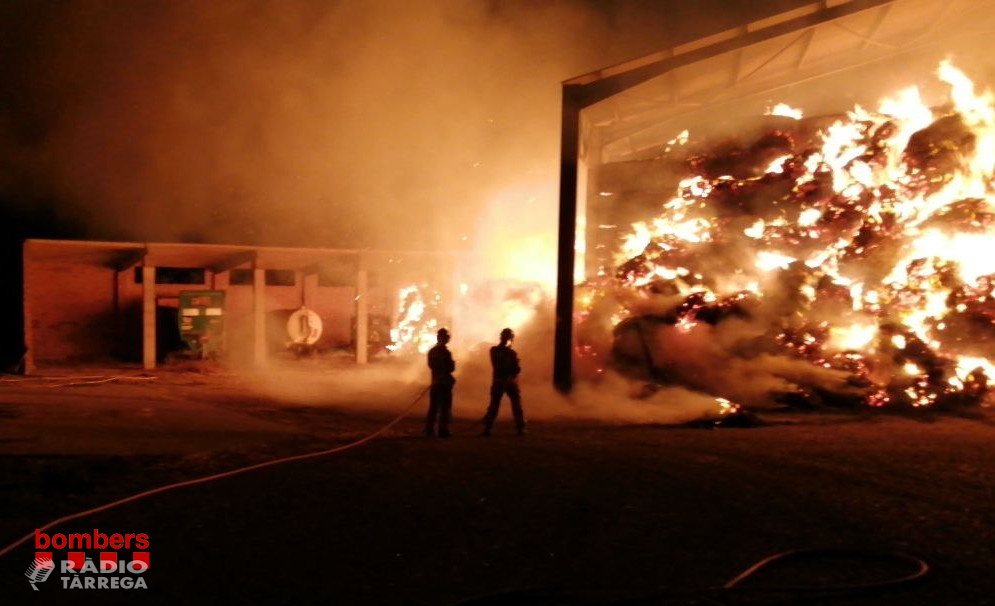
left=554, top=0, right=995, bottom=390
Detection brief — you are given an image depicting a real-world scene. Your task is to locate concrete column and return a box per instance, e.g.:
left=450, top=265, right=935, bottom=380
left=214, top=270, right=230, bottom=355
left=554, top=99, right=581, bottom=393
left=113, top=271, right=119, bottom=314
left=22, top=251, right=35, bottom=374
left=355, top=259, right=368, bottom=365
left=253, top=266, right=266, bottom=366
left=142, top=265, right=156, bottom=370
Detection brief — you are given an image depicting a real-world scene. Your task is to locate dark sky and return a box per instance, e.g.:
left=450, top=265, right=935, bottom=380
left=0, top=0, right=809, bottom=252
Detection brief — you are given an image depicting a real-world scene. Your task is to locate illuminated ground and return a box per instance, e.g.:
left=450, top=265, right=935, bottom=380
left=0, top=368, right=994, bottom=604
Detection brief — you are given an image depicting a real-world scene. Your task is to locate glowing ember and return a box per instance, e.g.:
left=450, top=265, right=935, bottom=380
left=716, top=397, right=741, bottom=415
left=591, top=61, right=995, bottom=410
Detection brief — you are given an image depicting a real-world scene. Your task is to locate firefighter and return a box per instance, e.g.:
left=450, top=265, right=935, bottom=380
left=426, top=328, right=456, bottom=437
left=483, top=328, right=526, bottom=436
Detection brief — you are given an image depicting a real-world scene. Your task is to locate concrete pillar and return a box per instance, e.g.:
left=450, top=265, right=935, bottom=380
left=22, top=251, right=35, bottom=374
left=253, top=266, right=266, bottom=366
left=142, top=265, right=156, bottom=370
left=113, top=271, right=120, bottom=314
left=213, top=270, right=230, bottom=354
left=356, top=259, right=368, bottom=365
left=554, top=99, right=581, bottom=393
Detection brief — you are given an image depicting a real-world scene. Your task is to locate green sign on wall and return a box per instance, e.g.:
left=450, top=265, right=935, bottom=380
left=178, top=290, right=226, bottom=358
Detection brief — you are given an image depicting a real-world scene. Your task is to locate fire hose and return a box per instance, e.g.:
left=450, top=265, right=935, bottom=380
left=0, top=389, right=930, bottom=603
left=0, top=384, right=430, bottom=562
left=451, top=547, right=929, bottom=605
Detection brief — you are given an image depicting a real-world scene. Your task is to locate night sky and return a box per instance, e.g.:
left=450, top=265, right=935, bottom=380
left=0, top=1, right=809, bottom=246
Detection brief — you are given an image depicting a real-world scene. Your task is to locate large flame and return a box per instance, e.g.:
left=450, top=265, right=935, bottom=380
left=386, top=278, right=548, bottom=357
left=387, top=285, right=440, bottom=354
left=588, top=60, right=995, bottom=410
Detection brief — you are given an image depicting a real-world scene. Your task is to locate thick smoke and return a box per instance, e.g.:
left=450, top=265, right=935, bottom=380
left=1, top=0, right=816, bottom=420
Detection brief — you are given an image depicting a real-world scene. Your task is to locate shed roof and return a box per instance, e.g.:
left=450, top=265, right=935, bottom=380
left=576, top=0, right=995, bottom=163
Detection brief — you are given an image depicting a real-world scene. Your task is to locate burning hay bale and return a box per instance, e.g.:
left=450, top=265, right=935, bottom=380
left=580, top=60, right=995, bottom=412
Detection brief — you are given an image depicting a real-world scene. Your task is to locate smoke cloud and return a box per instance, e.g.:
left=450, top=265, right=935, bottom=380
left=0, top=0, right=813, bottom=252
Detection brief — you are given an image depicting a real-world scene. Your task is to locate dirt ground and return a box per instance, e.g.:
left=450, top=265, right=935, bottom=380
left=1, top=364, right=994, bottom=605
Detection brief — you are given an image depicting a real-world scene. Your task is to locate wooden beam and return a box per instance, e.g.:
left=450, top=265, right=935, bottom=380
left=142, top=265, right=156, bottom=370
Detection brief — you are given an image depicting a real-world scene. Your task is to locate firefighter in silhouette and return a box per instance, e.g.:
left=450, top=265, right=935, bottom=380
left=483, top=328, right=526, bottom=436
left=426, top=328, right=455, bottom=437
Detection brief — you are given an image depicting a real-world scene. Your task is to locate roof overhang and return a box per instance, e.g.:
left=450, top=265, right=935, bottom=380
left=23, top=239, right=456, bottom=273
